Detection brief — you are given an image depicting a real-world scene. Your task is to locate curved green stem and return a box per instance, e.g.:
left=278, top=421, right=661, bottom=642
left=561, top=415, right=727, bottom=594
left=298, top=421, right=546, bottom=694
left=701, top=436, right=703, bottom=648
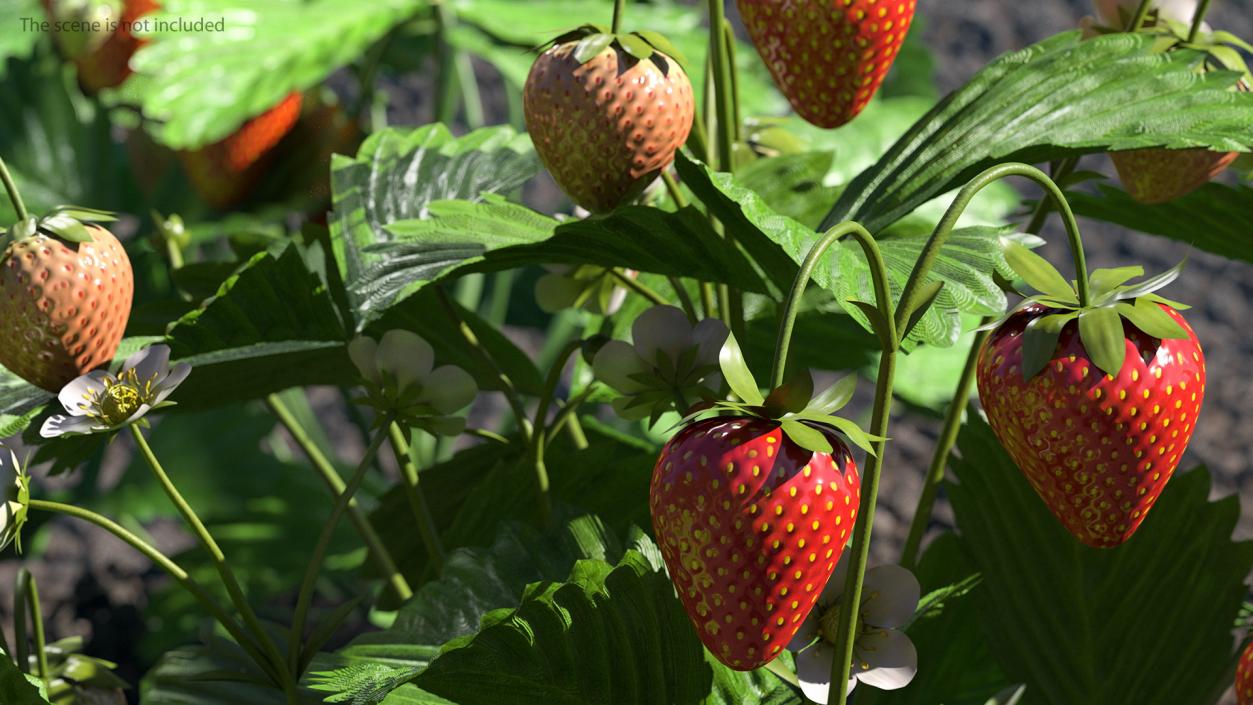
left=388, top=422, right=447, bottom=574
left=529, top=340, right=583, bottom=526
left=1129, top=0, right=1154, bottom=31
left=1187, top=0, right=1213, bottom=42
left=544, top=385, right=599, bottom=448
left=0, top=156, right=29, bottom=222
left=436, top=287, right=534, bottom=440
left=611, top=268, right=669, bottom=307
left=289, top=419, right=392, bottom=675
left=14, top=570, right=48, bottom=687
left=264, top=394, right=413, bottom=601
left=465, top=427, right=511, bottom=444
left=722, top=19, right=742, bottom=143
left=705, top=0, right=735, bottom=171
left=434, top=1, right=483, bottom=128
left=899, top=323, right=993, bottom=569
left=26, top=499, right=278, bottom=685
left=129, top=426, right=290, bottom=687
left=895, top=162, right=1090, bottom=333
left=612, top=0, right=626, bottom=33
left=771, top=222, right=897, bottom=388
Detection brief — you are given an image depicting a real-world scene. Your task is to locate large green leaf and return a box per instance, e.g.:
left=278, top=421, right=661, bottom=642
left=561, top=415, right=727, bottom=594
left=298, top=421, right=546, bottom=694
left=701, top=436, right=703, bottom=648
left=949, top=419, right=1253, bottom=705
left=141, top=636, right=290, bottom=705
left=329, top=123, right=539, bottom=327
left=827, top=32, right=1253, bottom=232
left=0, top=647, right=49, bottom=705
left=0, top=0, right=42, bottom=78
left=123, top=0, right=420, bottom=149
left=1065, top=183, right=1253, bottom=265
left=676, top=155, right=1021, bottom=347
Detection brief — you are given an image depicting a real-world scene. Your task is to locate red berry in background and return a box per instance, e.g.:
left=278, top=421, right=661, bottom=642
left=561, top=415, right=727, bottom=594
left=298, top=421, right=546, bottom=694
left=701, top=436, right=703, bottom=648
left=0, top=224, right=134, bottom=391
left=651, top=417, right=861, bottom=670
left=1238, top=640, right=1253, bottom=705
left=977, top=303, right=1205, bottom=548
left=1110, top=148, right=1239, bottom=205
left=524, top=36, right=694, bottom=213
left=178, top=92, right=305, bottom=209
left=738, top=0, right=917, bottom=128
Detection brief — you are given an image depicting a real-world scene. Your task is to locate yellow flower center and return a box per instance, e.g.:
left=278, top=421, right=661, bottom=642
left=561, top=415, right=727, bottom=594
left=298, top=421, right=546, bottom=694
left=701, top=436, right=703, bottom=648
left=88, top=369, right=159, bottom=426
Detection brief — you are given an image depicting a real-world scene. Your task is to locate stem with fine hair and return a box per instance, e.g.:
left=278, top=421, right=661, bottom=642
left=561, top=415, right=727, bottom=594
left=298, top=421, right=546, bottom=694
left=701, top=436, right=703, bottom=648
left=529, top=340, right=584, bottom=526
left=264, top=394, right=413, bottom=601
left=388, top=422, right=447, bottom=573
left=611, top=268, right=670, bottom=307
left=1188, top=0, right=1213, bottom=42
left=0, top=156, right=29, bottom=221
left=129, top=426, right=290, bottom=689
left=14, top=570, right=48, bottom=687
left=289, top=419, right=392, bottom=675
left=612, top=0, right=626, bottom=33
left=26, top=499, right=280, bottom=685
left=705, top=0, right=735, bottom=171
left=899, top=323, right=993, bottom=569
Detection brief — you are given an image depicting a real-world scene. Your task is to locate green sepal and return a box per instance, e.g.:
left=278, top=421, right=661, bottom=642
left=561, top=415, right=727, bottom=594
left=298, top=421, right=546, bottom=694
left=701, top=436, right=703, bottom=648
left=573, top=32, right=615, bottom=63
left=718, top=332, right=764, bottom=406
left=632, top=30, right=689, bottom=66
left=12, top=217, right=37, bottom=241
left=1078, top=306, right=1127, bottom=377
left=901, top=280, right=946, bottom=341
left=804, top=375, right=857, bottom=415
left=763, top=372, right=813, bottom=417
left=9, top=466, right=30, bottom=555
left=778, top=419, right=832, bottom=454
left=789, top=413, right=882, bottom=457
left=1004, top=241, right=1077, bottom=302
left=1020, top=312, right=1076, bottom=380
left=1106, top=259, right=1185, bottom=302
left=45, top=205, right=117, bottom=223
left=615, top=33, right=654, bottom=63
left=1088, top=266, right=1144, bottom=298
left=1115, top=299, right=1190, bottom=340
left=38, top=214, right=94, bottom=243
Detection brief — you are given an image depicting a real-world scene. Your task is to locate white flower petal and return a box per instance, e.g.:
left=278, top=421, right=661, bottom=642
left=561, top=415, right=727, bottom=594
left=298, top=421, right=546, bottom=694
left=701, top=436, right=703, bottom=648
left=818, top=553, right=852, bottom=607
left=860, top=565, right=921, bottom=629
left=57, top=372, right=109, bottom=417
left=593, top=341, right=650, bottom=394
left=152, top=362, right=192, bottom=404
left=854, top=629, right=918, bottom=691
left=1096, top=0, right=1198, bottom=25
left=126, top=345, right=172, bottom=383
left=691, top=318, right=730, bottom=367
left=788, top=614, right=819, bottom=652
left=604, top=284, right=628, bottom=316
left=534, top=272, right=581, bottom=313
left=418, top=365, right=478, bottom=415
left=348, top=337, right=380, bottom=384
left=122, top=404, right=153, bottom=427
left=631, top=305, right=692, bottom=366
left=40, top=415, right=100, bottom=438
left=377, top=330, right=434, bottom=393
left=795, top=642, right=854, bottom=704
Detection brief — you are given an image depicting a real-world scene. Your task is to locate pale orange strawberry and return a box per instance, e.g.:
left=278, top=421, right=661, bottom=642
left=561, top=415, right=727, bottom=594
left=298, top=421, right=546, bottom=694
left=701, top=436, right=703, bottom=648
left=1110, top=148, right=1239, bottom=204
left=0, top=224, right=133, bottom=391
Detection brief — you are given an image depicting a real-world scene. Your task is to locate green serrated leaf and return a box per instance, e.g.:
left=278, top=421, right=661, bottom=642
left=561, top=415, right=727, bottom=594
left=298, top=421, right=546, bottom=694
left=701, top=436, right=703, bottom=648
left=573, top=32, right=615, bottom=63
left=1004, top=242, right=1076, bottom=301
left=719, top=333, right=764, bottom=406
left=1078, top=306, right=1127, bottom=376
left=1116, top=299, right=1190, bottom=340
left=779, top=419, right=833, bottom=454
left=1021, top=312, right=1075, bottom=380
left=615, top=32, right=654, bottom=62
left=806, top=375, right=857, bottom=415
left=1089, top=266, right=1144, bottom=299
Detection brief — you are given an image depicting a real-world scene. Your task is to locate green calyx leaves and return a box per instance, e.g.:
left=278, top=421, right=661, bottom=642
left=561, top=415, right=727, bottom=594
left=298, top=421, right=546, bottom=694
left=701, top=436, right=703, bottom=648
left=541, top=24, right=688, bottom=74
left=4, top=205, right=115, bottom=249
left=999, top=241, right=1191, bottom=380
left=676, top=333, right=881, bottom=457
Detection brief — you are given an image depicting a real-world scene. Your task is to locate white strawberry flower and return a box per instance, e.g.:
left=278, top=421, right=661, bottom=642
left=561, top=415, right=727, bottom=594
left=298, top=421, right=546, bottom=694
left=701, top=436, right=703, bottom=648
left=790, top=555, right=920, bottom=702
left=592, top=305, right=728, bottom=421
left=41, top=345, right=190, bottom=438
left=1093, top=0, right=1200, bottom=27
left=535, top=265, right=632, bottom=315
left=0, top=446, right=29, bottom=553
left=348, top=330, right=477, bottom=434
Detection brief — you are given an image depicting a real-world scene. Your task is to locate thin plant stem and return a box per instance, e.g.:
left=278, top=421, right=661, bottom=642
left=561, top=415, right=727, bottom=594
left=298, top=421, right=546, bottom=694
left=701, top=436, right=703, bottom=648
left=544, top=385, right=599, bottom=448
left=129, top=426, right=290, bottom=687
left=1188, top=0, right=1213, bottom=42
left=0, top=156, right=29, bottom=221
left=465, top=427, right=511, bottom=444
left=661, top=170, right=688, bottom=208
left=771, top=222, right=897, bottom=388
left=529, top=340, right=583, bottom=526
left=388, top=422, right=447, bottom=573
left=27, top=499, right=278, bottom=685
left=669, top=276, right=699, bottom=323
left=1023, top=158, right=1079, bottom=236
left=611, top=268, right=670, bottom=306
left=705, top=0, right=735, bottom=171
left=14, top=570, right=48, bottom=687
left=899, top=323, right=993, bottom=569
left=722, top=19, right=742, bottom=142
left=436, top=287, right=534, bottom=440
left=612, top=0, right=626, bottom=33
left=1129, top=0, right=1154, bottom=31
left=264, top=394, right=413, bottom=601
left=701, top=282, right=718, bottom=319
left=289, top=420, right=392, bottom=675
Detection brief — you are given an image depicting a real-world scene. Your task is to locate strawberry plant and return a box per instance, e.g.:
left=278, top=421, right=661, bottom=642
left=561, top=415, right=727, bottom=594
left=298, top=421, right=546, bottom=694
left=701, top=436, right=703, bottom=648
left=0, top=1, right=1250, bottom=704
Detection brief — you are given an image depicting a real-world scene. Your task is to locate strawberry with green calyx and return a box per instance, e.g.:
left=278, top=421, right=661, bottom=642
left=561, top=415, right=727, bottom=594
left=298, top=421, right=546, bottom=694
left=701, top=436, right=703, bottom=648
left=650, top=332, right=880, bottom=670
left=0, top=158, right=134, bottom=392
left=737, top=0, right=918, bottom=129
left=976, top=241, right=1204, bottom=548
left=523, top=25, right=694, bottom=213
left=1086, top=2, right=1250, bottom=203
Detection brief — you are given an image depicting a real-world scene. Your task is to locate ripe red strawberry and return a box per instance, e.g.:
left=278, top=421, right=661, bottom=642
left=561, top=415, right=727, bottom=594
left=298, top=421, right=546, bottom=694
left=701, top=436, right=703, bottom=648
left=651, top=416, right=861, bottom=670
left=179, top=92, right=304, bottom=209
left=524, top=28, right=694, bottom=213
left=1110, top=148, right=1238, bottom=204
left=0, top=219, right=133, bottom=391
left=738, top=0, right=917, bottom=128
left=42, top=0, right=161, bottom=93
left=977, top=302, right=1204, bottom=548
left=1238, top=640, right=1253, bottom=705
